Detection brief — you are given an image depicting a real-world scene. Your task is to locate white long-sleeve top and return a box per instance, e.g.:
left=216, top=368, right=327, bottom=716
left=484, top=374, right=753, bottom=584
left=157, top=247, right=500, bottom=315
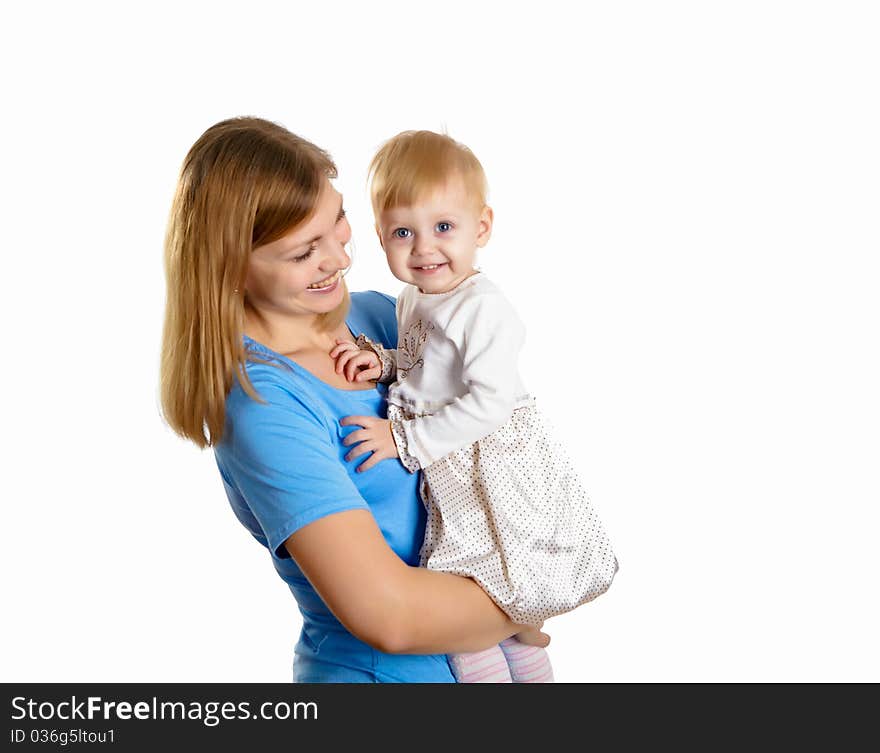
left=373, top=272, right=532, bottom=470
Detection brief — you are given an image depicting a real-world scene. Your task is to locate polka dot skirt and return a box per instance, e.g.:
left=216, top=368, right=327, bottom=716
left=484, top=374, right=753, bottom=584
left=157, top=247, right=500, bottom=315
left=418, top=398, right=619, bottom=626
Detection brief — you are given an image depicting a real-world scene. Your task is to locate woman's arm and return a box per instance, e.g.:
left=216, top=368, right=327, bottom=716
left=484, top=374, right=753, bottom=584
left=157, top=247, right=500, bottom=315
left=284, top=508, right=542, bottom=655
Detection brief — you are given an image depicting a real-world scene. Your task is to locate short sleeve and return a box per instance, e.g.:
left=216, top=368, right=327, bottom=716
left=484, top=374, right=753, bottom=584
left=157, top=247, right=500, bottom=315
left=220, top=376, right=369, bottom=558
left=348, top=290, right=398, bottom=349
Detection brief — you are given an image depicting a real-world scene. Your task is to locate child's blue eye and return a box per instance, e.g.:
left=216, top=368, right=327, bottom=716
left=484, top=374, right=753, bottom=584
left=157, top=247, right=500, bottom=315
left=393, top=228, right=411, bottom=239
left=436, top=222, right=452, bottom=233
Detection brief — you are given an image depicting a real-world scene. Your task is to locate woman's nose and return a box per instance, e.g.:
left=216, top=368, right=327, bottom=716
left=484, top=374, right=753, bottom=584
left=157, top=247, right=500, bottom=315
left=336, top=216, right=353, bottom=245
left=321, top=235, right=351, bottom=269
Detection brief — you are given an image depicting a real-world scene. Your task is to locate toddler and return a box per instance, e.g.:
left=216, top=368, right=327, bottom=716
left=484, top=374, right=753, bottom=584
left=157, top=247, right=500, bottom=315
left=333, top=131, right=618, bottom=682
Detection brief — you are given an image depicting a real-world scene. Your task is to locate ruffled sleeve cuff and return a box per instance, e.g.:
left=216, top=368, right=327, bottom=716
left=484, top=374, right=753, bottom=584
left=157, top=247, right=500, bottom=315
left=355, top=333, right=396, bottom=384
left=386, top=404, right=422, bottom=473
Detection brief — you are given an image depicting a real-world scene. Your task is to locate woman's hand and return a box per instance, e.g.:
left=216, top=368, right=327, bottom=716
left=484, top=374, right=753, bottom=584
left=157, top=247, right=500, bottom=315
left=512, top=624, right=551, bottom=648
left=330, top=339, right=382, bottom=382
left=340, top=416, right=400, bottom=472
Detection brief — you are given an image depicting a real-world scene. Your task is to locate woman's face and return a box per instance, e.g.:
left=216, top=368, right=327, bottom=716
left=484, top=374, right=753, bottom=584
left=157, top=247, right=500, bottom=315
left=245, top=181, right=351, bottom=319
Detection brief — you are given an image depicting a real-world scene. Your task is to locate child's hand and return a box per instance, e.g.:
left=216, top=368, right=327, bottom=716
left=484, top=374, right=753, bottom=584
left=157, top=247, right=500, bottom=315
left=512, top=623, right=551, bottom=648
left=330, top=339, right=382, bottom=383
left=339, top=416, right=399, bottom=472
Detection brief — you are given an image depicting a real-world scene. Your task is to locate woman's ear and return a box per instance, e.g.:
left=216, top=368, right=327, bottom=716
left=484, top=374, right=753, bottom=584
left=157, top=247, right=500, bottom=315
left=476, top=205, right=494, bottom=247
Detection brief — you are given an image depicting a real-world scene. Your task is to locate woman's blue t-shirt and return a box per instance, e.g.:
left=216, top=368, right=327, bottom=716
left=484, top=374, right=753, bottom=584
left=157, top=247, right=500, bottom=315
left=213, top=291, right=455, bottom=682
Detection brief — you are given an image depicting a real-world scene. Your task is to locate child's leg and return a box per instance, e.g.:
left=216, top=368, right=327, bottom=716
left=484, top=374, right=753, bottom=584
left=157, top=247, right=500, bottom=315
left=499, top=637, right=554, bottom=683
left=448, top=645, right=513, bottom=683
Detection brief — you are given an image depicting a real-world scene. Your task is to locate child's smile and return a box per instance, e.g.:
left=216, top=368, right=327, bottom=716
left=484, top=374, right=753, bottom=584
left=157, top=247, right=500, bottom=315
left=410, top=261, right=448, bottom=275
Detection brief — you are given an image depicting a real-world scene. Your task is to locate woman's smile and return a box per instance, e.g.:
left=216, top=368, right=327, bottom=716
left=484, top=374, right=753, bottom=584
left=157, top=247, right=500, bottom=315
left=307, top=269, right=343, bottom=291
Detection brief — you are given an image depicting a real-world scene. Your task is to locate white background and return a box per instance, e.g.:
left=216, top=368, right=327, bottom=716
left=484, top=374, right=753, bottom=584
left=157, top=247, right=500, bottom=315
left=2, top=1, right=878, bottom=682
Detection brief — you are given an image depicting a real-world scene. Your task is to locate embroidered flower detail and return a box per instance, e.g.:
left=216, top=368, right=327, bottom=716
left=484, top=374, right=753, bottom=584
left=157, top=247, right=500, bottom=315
left=397, top=320, right=433, bottom=380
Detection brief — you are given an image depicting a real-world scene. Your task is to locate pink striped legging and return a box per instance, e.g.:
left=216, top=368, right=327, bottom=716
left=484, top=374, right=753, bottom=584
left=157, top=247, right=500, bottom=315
left=447, top=638, right=554, bottom=683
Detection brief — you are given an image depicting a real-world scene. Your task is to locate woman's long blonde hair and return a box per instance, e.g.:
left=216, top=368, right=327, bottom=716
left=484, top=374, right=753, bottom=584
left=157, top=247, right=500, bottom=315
left=161, top=117, right=348, bottom=448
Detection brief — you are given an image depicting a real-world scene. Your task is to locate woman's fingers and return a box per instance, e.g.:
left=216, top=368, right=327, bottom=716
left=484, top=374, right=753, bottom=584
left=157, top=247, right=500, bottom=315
left=513, top=625, right=551, bottom=647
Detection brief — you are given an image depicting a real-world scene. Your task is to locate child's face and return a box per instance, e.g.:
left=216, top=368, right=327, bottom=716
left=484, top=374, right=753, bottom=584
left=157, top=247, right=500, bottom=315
left=377, top=178, right=492, bottom=294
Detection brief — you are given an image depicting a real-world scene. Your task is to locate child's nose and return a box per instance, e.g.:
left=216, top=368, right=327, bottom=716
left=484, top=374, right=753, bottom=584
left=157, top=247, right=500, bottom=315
left=413, top=236, right=432, bottom=255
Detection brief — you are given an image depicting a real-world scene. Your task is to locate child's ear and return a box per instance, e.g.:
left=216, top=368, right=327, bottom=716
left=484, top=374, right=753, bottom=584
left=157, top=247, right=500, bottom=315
left=375, top=224, right=385, bottom=251
left=476, top=205, right=494, bottom=247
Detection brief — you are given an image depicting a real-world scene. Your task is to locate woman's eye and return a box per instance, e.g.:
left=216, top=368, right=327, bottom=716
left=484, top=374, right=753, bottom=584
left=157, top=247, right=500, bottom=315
left=393, top=228, right=411, bottom=239
left=290, top=245, right=316, bottom=262
left=436, top=222, right=452, bottom=233
left=337, top=208, right=347, bottom=222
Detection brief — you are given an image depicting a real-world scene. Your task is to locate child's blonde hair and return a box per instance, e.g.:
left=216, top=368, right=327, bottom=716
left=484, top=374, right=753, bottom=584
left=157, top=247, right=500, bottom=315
left=161, top=117, right=348, bottom=448
left=368, top=130, right=488, bottom=216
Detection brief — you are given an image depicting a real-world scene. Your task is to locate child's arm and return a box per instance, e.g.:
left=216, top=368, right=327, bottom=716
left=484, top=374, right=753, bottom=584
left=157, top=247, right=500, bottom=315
left=340, top=292, right=526, bottom=473
left=392, top=292, right=526, bottom=469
